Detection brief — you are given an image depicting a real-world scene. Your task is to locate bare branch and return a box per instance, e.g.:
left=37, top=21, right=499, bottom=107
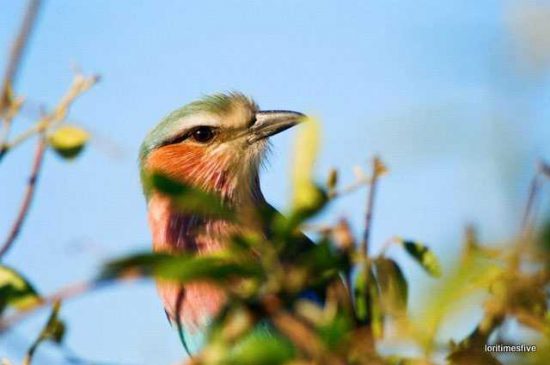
left=520, top=173, right=542, bottom=235
left=0, top=0, right=42, bottom=115
left=0, top=280, right=97, bottom=332
left=359, top=156, right=385, bottom=257
left=4, top=74, right=99, bottom=154
left=0, top=135, right=47, bottom=259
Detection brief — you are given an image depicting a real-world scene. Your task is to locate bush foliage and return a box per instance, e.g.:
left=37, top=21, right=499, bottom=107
left=2, top=3, right=550, bottom=365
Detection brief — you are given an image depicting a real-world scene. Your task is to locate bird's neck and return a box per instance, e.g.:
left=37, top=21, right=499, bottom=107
left=147, top=173, right=264, bottom=253
left=143, top=145, right=267, bottom=330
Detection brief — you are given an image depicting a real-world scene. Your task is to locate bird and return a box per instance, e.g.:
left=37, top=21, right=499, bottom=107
left=138, top=92, right=308, bottom=351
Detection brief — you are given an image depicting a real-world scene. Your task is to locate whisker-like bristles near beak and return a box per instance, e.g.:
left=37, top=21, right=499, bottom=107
left=247, top=110, right=306, bottom=144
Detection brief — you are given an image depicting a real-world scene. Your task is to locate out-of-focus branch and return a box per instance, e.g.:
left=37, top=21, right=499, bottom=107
left=0, top=135, right=46, bottom=259
left=359, top=156, right=385, bottom=257
left=22, top=300, right=62, bottom=365
left=0, top=0, right=42, bottom=115
left=520, top=173, right=542, bottom=236
left=509, top=159, right=549, bottom=276
left=3, top=74, right=99, bottom=155
left=0, top=74, right=98, bottom=258
left=0, top=0, right=42, bottom=157
left=0, top=280, right=98, bottom=332
left=517, top=159, right=550, bottom=248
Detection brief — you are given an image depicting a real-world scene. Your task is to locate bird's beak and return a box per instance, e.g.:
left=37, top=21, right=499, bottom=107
left=248, top=110, right=306, bottom=144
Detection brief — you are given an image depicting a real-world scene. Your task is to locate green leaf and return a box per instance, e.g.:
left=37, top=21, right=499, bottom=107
left=0, top=265, right=41, bottom=314
left=368, top=271, right=384, bottom=338
left=228, top=332, right=295, bottom=365
left=538, top=219, right=550, bottom=253
left=402, top=240, right=442, bottom=277
left=299, top=240, right=348, bottom=282
left=148, top=173, right=235, bottom=220
left=26, top=301, right=66, bottom=361
left=48, top=125, right=89, bottom=159
left=373, top=258, right=408, bottom=315
left=317, top=313, right=352, bottom=349
left=99, top=252, right=263, bottom=284
left=354, top=265, right=370, bottom=322
left=354, top=264, right=384, bottom=337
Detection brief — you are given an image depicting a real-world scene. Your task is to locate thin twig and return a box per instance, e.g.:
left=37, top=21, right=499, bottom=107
left=521, top=159, right=550, bottom=233
left=6, top=329, right=131, bottom=365
left=0, top=135, right=47, bottom=259
left=520, top=173, right=541, bottom=236
left=0, top=0, right=42, bottom=114
left=518, top=160, right=550, bottom=240
left=359, top=156, right=384, bottom=257
left=22, top=300, right=62, bottom=365
left=329, top=176, right=370, bottom=199
left=512, top=159, right=550, bottom=269
left=2, top=74, right=99, bottom=155
left=0, top=280, right=98, bottom=332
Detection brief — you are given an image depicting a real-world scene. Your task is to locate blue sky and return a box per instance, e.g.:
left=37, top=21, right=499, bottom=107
left=1, top=1, right=549, bottom=363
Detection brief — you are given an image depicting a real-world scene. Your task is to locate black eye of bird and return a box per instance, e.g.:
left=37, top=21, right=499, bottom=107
left=191, top=126, right=215, bottom=143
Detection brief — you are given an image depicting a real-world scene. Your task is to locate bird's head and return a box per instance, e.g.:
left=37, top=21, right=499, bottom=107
left=139, top=92, right=304, bottom=202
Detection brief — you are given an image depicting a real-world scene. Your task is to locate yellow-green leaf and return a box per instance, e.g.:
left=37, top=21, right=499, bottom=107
left=48, top=125, right=89, bottom=159
left=291, top=117, right=325, bottom=215
left=373, top=258, right=408, bottom=315
left=368, top=270, right=384, bottom=338
left=354, top=265, right=370, bottom=322
left=228, top=331, right=295, bottom=365
left=402, top=240, right=442, bottom=277
left=354, top=264, right=383, bottom=337
left=25, top=301, right=66, bottom=362
left=0, top=265, right=41, bottom=313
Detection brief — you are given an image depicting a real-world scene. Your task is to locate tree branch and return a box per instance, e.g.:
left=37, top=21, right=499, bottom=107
left=0, top=280, right=97, bottom=332
left=0, top=0, right=42, bottom=115
left=0, top=135, right=47, bottom=259
left=359, top=156, right=384, bottom=257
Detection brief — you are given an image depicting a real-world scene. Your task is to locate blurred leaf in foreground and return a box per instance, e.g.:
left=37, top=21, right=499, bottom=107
left=47, top=125, right=89, bottom=159
left=402, top=240, right=442, bottom=277
left=373, top=258, right=408, bottom=316
left=291, top=117, right=326, bottom=217
left=354, top=264, right=383, bottom=337
left=146, top=173, right=235, bottom=220
left=0, top=265, right=41, bottom=315
left=227, top=332, right=295, bottom=365
left=23, top=300, right=65, bottom=365
left=99, top=252, right=263, bottom=284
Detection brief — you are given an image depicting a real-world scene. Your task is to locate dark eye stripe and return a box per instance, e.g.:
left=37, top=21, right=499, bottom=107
left=160, top=126, right=217, bottom=147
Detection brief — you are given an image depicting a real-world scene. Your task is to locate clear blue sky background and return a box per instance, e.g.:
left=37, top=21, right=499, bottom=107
left=1, top=1, right=549, bottom=363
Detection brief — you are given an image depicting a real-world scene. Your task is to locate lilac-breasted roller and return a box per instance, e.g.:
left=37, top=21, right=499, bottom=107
left=139, top=93, right=308, bottom=350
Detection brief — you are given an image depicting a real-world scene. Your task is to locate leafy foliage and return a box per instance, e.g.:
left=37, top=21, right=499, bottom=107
left=4, top=100, right=550, bottom=365
left=2, top=4, right=550, bottom=365
left=95, top=120, right=454, bottom=365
